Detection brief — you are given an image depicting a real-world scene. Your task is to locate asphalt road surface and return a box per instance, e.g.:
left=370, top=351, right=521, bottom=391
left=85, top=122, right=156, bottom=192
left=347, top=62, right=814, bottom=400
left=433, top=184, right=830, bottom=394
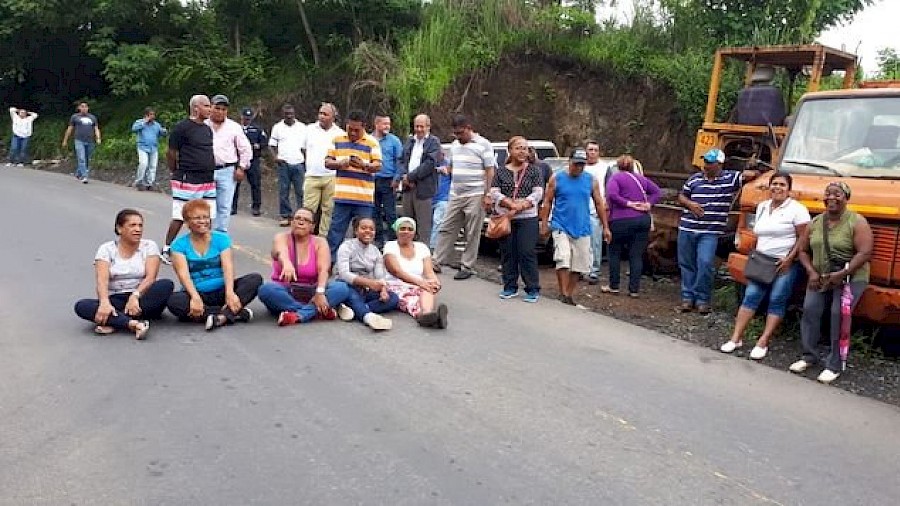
left=2, top=167, right=900, bottom=506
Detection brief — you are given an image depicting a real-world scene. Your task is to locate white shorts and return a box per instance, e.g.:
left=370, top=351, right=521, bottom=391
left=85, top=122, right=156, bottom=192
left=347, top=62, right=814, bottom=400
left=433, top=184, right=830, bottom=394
left=172, top=198, right=217, bottom=221
left=552, top=230, right=592, bottom=273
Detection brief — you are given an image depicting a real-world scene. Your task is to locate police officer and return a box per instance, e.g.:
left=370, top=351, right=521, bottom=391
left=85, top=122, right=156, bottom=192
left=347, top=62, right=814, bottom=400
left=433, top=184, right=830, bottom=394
left=233, top=106, right=268, bottom=216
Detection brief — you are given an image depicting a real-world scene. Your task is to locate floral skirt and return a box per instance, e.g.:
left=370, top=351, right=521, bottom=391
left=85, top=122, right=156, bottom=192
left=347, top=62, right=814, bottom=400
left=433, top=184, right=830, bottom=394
left=387, top=281, right=424, bottom=318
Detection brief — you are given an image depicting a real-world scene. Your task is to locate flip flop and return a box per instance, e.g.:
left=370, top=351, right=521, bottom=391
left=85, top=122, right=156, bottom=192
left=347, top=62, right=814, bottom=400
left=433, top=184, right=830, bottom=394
left=133, top=320, right=150, bottom=340
left=94, top=325, right=115, bottom=335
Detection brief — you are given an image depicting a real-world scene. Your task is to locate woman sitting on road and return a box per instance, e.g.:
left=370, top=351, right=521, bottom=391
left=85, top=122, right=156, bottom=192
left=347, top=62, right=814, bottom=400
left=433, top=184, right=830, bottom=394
left=257, top=207, right=351, bottom=326
left=166, top=199, right=263, bottom=331
left=720, top=173, right=810, bottom=360
left=490, top=136, right=544, bottom=303
left=336, top=217, right=399, bottom=331
left=603, top=155, right=661, bottom=298
left=383, top=217, right=448, bottom=328
left=790, top=182, right=872, bottom=384
left=74, top=209, right=174, bottom=339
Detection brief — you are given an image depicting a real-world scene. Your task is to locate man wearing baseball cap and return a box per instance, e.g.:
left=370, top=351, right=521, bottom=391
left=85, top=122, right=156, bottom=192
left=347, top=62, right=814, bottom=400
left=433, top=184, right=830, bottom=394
left=232, top=106, right=267, bottom=216
left=676, top=148, right=760, bottom=314
left=206, top=94, right=251, bottom=232
left=539, top=148, right=611, bottom=307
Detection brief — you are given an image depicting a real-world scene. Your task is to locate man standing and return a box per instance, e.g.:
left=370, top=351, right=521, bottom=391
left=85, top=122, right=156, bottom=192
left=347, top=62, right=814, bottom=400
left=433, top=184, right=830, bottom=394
left=432, top=114, right=495, bottom=280
left=62, top=102, right=101, bottom=184
left=399, top=113, right=441, bottom=247
left=269, top=104, right=307, bottom=226
left=431, top=151, right=451, bottom=249
left=233, top=106, right=267, bottom=216
left=304, top=102, right=345, bottom=237
left=324, top=110, right=382, bottom=260
left=582, top=140, right=611, bottom=285
left=7, top=106, right=38, bottom=166
left=371, top=115, right=403, bottom=246
left=206, top=94, right=252, bottom=233
left=130, top=107, right=167, bottom=191
left=677, top=148, right=758, bottom=314
left=161, top=95, right=216, bottom=264
left=539, top=148, right=610, bottom=306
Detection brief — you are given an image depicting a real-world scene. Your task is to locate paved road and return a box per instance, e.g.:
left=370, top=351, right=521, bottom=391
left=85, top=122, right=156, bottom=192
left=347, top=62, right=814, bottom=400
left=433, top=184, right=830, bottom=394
left=2, top=167, right=900, bottom=505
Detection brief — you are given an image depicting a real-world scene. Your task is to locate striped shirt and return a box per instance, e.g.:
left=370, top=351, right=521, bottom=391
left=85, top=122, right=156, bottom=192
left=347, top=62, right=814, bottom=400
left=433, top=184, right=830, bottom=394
left=328, top=133, right=382, bottom=206
left=679, top=170, right=742, bottom=234
left=449, top=134, right=495, bottom=197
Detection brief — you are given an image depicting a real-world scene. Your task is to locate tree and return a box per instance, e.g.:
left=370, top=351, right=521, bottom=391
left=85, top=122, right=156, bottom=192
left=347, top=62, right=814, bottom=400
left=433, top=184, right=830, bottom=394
left=876, top=47, right=900, bottom=80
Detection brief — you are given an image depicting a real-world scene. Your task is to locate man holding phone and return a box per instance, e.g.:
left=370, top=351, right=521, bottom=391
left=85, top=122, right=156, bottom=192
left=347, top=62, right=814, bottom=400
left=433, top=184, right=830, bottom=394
left=324, top=110, right=383, bottom=260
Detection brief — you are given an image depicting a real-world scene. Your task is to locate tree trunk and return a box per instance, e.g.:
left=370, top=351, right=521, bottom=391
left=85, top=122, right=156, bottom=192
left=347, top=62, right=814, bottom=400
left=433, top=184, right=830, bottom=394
left=234, top=20, right=241, bottom=57
left=296, top=0, right=320, bottom=66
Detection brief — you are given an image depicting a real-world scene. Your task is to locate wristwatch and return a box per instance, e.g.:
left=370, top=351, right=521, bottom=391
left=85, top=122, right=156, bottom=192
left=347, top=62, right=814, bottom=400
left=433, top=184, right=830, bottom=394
left=315, top=286, right=326, bottom=294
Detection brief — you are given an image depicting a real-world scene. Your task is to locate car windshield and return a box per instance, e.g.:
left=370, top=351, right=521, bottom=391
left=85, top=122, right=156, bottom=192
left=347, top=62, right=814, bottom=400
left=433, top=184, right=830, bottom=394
left=781, top=96, right=900, bottom=178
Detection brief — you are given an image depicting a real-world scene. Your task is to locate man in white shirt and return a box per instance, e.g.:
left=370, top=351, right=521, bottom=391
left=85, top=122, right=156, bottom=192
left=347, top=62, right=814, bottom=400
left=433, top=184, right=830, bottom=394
left=582, top=141, right=612, bottom=284
left=7, top=106, right=38, bottom=166
left=303, top=102, right=345, bottom=237
left=269, top=104, right=307, bottom=226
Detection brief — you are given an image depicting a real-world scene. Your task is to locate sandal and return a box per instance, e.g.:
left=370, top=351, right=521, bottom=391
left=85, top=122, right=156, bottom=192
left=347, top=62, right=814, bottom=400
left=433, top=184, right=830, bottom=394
left=93, top=325, right=115, bottom=335
left=132, top=320, right=150, bottom=340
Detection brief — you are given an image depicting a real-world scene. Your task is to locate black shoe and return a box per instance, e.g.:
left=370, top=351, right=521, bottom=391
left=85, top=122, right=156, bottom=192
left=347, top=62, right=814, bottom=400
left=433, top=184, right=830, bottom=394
left=235, top=307, right=254, bottom=322
left=230, top=209, right=237, bottom=216
left=432, top=264, right=442, bottom=274
left=417, top=311, right=439, bottom=327
left=559, top=295, right=576, bottom=306
left=587, top=275, right=600, bottom=285
left=453, top=269, right=473, bottom=280
left=251, top=209, right=261, bottom=216
left=436, top=303, right=448, bottom=329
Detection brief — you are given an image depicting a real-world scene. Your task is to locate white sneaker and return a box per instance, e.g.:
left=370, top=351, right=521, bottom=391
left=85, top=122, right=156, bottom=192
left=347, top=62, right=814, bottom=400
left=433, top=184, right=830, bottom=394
left=789, top=360, right=811, bottom=373
left=817, top=369, right=840, bottom=384
left=337, top=303, right=355, bottom=322
left=364, top=313, right=392, bottom=331
left=749, top=346, right=768, bottom=360
left=719, top=340, right=742, bottom=353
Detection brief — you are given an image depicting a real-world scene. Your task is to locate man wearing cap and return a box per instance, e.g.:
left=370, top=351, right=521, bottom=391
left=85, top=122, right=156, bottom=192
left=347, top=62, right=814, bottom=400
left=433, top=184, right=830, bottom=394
left=232, top=106, right=267, bottom=216
left=539, top=148, right=610, bottom=306
left=677, top=148, right=760, bottom=314
left=162, top=94, right=216, bottom=264
left=269, top=104, right=307, bottom=226
left=206, top=94, right=252, bottom=233
left=130, top=107, right=167, bottom=191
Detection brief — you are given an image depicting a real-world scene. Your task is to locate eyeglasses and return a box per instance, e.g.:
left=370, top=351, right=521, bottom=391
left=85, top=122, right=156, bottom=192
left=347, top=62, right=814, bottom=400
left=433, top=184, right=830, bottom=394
left=292, top=216, right=314, bottom=224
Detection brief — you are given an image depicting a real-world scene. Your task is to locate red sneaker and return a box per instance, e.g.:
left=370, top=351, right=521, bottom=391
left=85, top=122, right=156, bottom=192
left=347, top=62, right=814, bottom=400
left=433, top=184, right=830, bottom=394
left=277, top=311, right=301, bottom=326
left=318, top=308, right=337, bottom=320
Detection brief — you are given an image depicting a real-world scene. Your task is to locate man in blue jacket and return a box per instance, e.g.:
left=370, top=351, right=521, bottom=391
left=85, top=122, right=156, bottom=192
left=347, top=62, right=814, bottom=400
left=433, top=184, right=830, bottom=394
left=372, top=114, right=403, bottom=246
left=399, top=114, right=441, bottom=245
left=131, top=107, right=167, bottom=190
left=233, top=107, right=268, bottom=216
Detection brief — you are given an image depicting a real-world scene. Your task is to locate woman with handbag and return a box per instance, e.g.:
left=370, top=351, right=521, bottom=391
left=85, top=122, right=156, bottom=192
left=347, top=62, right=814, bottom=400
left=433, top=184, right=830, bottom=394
left=790, top=182, right=872, bottom=383
left=489, top=136, right=544, bottom=303
left=383, top=217, right=448, bottom=328
left=257, top=207, right=352, bottom=326
left=74, top=209, right=174, bottom=340
left=720, top=173, right=810, bottom=359
left=603, top=155, right=661, bottom=297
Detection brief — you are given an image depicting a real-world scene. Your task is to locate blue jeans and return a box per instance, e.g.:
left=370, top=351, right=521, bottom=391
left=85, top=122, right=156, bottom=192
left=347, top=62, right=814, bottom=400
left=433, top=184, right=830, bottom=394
left=740, top=263, right=800, bottom=318
left=135, top=148, right=159, bottom=186
left=677, top=230, right=719, bottom=305
left=327, top=203, right=373, bottom=261
left=277, top=161, right=305, bottom=218
left=74, top=140, right=95, bottom=179
left=431, top=200, right=448, bottom=249
left=9, top=135, right=29, bottom=163
left=257, top=280, right=351, bottom=322
left=214, top=166, right=237, bottom=232
left=589, top=215, right=604, bottom=277
left=345, top=287, right=399, bottom=322
left=608, top=215, right=651, bottom=294
left=373, top=177, right=397, bottom=245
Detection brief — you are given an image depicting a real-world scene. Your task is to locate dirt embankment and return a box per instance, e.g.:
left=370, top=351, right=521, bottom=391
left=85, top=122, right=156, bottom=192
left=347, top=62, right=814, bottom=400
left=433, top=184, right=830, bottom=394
left=423, top=52, right=695, bottom=171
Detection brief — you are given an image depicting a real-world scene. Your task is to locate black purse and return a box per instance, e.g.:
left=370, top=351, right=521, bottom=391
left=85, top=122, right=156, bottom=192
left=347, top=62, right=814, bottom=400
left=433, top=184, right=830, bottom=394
left=744, top=249, right=780, bottom=285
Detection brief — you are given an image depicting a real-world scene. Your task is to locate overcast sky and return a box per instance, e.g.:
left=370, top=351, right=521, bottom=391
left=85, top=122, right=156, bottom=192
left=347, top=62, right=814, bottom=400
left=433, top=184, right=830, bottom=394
left=818, top=0, right=898, bottom=75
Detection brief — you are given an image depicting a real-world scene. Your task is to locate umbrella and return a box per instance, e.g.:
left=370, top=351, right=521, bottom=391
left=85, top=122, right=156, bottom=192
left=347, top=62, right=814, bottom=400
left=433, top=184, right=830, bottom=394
left=839, top=264, right=853, bottom=371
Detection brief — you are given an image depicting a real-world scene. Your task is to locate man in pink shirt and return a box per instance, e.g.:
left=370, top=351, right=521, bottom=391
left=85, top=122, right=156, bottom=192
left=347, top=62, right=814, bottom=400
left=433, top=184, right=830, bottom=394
left=206, top=94, right=252, bottom=233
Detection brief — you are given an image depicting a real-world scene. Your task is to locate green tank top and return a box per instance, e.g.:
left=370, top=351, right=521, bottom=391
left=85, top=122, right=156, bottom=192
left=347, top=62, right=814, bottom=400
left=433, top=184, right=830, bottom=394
left=808, top=211, right=869, bottom=283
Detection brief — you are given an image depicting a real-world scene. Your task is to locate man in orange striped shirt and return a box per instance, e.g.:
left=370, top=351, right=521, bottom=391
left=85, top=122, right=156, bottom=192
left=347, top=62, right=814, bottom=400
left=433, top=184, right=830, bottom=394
left=324, top=110, right=383, bottom=260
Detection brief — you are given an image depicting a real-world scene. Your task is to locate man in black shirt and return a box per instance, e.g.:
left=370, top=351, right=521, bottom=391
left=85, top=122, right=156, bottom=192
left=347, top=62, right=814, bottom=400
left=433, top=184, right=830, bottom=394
left=161, top=94, right=215, bottom=264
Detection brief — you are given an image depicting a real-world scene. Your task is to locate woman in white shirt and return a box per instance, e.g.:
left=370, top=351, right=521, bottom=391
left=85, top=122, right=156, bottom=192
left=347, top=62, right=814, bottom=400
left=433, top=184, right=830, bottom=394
left=720, top=173, right=810, bottom=359
left=74, top=209, right=174, bottom=339
left=383, top=217, right=448, bottom=328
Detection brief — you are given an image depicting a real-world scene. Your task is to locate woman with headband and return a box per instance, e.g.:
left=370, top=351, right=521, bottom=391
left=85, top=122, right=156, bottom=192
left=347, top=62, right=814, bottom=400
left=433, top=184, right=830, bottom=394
left=791, top=181, right=872, bottom=384
left=383, top=217, right=448, bottom=328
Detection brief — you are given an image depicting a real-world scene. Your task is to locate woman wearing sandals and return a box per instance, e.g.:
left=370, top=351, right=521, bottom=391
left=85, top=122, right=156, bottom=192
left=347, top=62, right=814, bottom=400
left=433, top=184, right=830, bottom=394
left=720, top=173, right=810, bottom=360
left=166, top=199, right=263, bottom=331
left=383, top=217, right=448, bottom=328
left=603, top=155, right=660, bottom=298
left=74, top=209, right=174, bottom=339
left=257, top=207, right=352, bottom=326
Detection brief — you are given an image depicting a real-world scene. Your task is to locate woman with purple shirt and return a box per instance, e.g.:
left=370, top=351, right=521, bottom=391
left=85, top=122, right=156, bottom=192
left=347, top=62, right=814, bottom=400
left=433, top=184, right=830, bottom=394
left=604, top=155, right=661, bottom=297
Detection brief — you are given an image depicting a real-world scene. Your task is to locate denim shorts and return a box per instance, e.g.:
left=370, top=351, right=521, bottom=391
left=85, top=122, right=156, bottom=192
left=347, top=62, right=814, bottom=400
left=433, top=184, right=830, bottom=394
left=741, top=263, right=799, bottom=317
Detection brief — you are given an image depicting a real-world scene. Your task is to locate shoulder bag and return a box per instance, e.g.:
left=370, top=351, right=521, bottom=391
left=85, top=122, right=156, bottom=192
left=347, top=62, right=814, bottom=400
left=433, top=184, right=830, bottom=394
left=743, top=201, right=780, bottom=285
left=287, top=235, right=317, bottom=303
left=623, top=171, right=655, bottom=232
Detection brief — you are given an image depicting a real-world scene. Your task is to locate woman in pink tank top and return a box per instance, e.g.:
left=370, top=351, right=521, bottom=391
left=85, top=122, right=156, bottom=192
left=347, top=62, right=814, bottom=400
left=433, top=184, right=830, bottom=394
left=257, top=207, right=352, bottom=325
